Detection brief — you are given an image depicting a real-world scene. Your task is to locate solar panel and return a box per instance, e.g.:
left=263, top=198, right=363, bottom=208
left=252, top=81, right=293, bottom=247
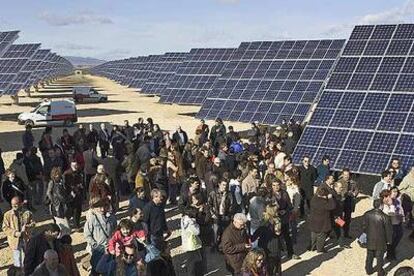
left=0, top=31, right=19, bottom=57
left=0, top=43, right=41, bottom=95
left=293, top=24, right=414, bottom=175
left=141, top=52, right=188, bottom=95
left=160, top=48, right=236, bottom=105
left=197, top=39, right=345, bottom=124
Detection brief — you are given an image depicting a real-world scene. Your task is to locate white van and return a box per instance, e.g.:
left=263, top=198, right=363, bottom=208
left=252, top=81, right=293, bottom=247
left=18, top=99, right=77, bottom=127
left=73, top=86, right=107, bottom=103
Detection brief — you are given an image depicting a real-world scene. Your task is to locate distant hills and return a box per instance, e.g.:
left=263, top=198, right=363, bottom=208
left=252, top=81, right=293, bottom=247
left=64, top=56, right=106, bottom=68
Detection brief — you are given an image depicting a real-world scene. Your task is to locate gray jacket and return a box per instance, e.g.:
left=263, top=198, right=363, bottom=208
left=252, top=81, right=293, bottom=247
left=31, top=262, right=68, bottom=276
left=84, top=210, right=117, bottom=250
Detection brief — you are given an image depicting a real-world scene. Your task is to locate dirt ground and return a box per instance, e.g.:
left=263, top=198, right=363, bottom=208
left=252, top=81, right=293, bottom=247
left=0, top=75, right=412, bottom=275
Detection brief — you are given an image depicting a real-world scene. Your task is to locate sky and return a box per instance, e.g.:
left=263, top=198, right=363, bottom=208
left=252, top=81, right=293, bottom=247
left=1, top=0, right=414, bottom=60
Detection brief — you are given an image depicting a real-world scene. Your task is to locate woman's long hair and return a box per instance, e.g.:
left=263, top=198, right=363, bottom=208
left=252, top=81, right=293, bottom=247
left=241, top=248, right=266, bottom=274
left=50, top=167, right=62, bottom=182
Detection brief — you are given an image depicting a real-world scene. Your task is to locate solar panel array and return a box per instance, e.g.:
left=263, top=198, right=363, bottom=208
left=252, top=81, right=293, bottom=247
left=196, top=40, right=345, bottom=124
left=293, top=24, right=414, bottom=174
left=159, top=48, right=236, bottom=104
left=141, top=52, right=188, bottom=95
left=0, top=30, right=73, bottom=96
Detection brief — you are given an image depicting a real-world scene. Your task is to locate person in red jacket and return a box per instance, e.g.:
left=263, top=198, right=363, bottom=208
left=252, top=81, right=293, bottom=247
left=108, top=219, right=147, bottom=257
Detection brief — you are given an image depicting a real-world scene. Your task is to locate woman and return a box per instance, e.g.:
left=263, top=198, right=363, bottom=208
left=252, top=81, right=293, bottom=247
left=181, top=206, right=204, bottom=276
left=1, top=169, right=26, bottom=205
left=241, top=248, right=268, bottom=276
left=308, top=186, right=336, bottom=253
left=251, top=204, right=282, bottom=276
left=47, top=167, right=71, bottom=236
left=166, top=150, right=179, bottom=205
left=382, top=187, right=405, bottom=260
left=285, top=170, right=301, bottom=244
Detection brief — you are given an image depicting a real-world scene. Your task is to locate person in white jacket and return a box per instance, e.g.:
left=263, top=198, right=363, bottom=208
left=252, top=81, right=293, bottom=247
left=181, top=206, right=204, bottom=276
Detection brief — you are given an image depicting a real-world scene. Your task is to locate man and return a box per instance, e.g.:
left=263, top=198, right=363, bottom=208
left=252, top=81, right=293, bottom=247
left=73, top=124, right=87, bottom=148
left=399, top=165, right=414, bottom=229
left=111, top=125, right=127, bottom=161
left=99, top=148, right=121, bottom=210
left=241, top=167, right=259, bottom=197
left=9, top=153, right=29, bottom=189
left=225, top=126, right=240, bottom=147
left=64, top=161, right=84, bottom=231
left=372, top=170, right=393, bottom=200
left=24, top=223, right=61, bottom=275
left=2, top=196, right=35, bottom=270
left=31, top=249, right=68, bottom=276
left=83, top=146, right=97, bottom=193
left=196, top=119, right=209, bottom=145
left=22, top=125, right=34, bottom=150
left=316, top=155, right=330, bottom=186
left=389, top=158, right=405, bottom=186
left=210, top=118, right=226, bottom=150
left=283, top=131, right=296, bottom=155
left=172, top=126, right=188, bottom=152
left=86, top=123, right=99, bottom=151
left=363, top=192, right=393, bottom=276
left=27, top=147, right=44, bottom=205
left=298, top=156, right=317, bottom=217
left=123, top=120, right=135, bottom=142
left=98, top=123, right=111, bottom=158
left=337, top=168, right=359, bottom=238
left=220, top=213, right=250, bottom=275
left=84, top=199, right=117, bottom=276
left=135, top=135, right=152, bottom=172
left=143, top=189, right=170, bottom=250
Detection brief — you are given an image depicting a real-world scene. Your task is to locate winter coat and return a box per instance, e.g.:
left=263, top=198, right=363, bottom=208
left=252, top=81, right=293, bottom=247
left=24, top=233, right=59, bottom=275
left=308, top=196, right=336, bottom=233
left=208, top=190, right=234, bottom=221
left=84, top=210, right=117, bottom=251
left=220, top=223, right=249, bottom=274
left=47, top=179, right=71, bottom=218
left=399, top=172, right=414, bottom=201
left=2, top=208, right=34, bottom=249
left=298, top=165, right=317, bottom=200
left=363, top=208, right=392, bottom=251
left=1, top=178, right=26, bottom=204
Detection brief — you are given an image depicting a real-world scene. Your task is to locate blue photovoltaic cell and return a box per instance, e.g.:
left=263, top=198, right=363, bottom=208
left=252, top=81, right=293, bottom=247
left=360, top=153, right=391, bottom=174
left=313, top=148, right=340, bottom=167
left=198, top=39, right=345, bottom=124
left=335, top=150, right=365, bottom=171
left=395, top=135, right=414, bottom=155
left=294, top=24, right=414, bottom=175
left=292, top=145, right=318, bottom=164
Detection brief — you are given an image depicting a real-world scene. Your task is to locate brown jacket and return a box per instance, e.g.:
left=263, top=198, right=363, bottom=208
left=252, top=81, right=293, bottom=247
left=2, top=208, right=34, bottom=249
left=220, top=223, right=249, bottom=274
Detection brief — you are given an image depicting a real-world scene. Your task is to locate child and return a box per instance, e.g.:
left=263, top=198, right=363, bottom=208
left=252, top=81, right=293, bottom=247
left=108, top=219, right=147, bottom=256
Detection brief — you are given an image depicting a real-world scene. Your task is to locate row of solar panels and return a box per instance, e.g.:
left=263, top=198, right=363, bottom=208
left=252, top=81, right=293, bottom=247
left=0, top=31, right=73, bottom=96
left=91, top=23, right=414, bottom=176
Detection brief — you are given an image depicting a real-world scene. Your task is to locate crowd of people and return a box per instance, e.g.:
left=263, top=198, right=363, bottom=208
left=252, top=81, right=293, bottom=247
left=0, top=117, right=413, bottom=276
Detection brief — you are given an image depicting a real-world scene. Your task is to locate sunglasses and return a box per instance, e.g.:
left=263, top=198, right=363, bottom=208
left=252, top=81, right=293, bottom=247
left=123, top=253, right=134, bottom=258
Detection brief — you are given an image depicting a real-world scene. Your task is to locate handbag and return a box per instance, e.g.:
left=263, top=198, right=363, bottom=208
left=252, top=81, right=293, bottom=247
left=334, top=217, right=345, bottom=227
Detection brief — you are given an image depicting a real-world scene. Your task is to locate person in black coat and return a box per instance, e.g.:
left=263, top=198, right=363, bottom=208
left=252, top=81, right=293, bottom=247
left=143, top=189, right=170, bottom=250
left=1, top=170, right=26, bottom=205
left=172, top=126, right=188, bottom=153
left=98, top=123, right=111, bottom=158
left=86, top=124, right=99, bottom=151
left=24, top=223, right=61, bottom=276
left=363, top=195, right=393, bottom=276
left=270, top=179, right=299, bottom=259
left=308, top=186, right=336, bottom=253
left=298, top=156, right=317, bottom=217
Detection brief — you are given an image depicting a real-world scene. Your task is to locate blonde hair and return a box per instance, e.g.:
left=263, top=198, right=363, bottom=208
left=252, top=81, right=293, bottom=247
left=262, top=204, right=279, bottom=224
